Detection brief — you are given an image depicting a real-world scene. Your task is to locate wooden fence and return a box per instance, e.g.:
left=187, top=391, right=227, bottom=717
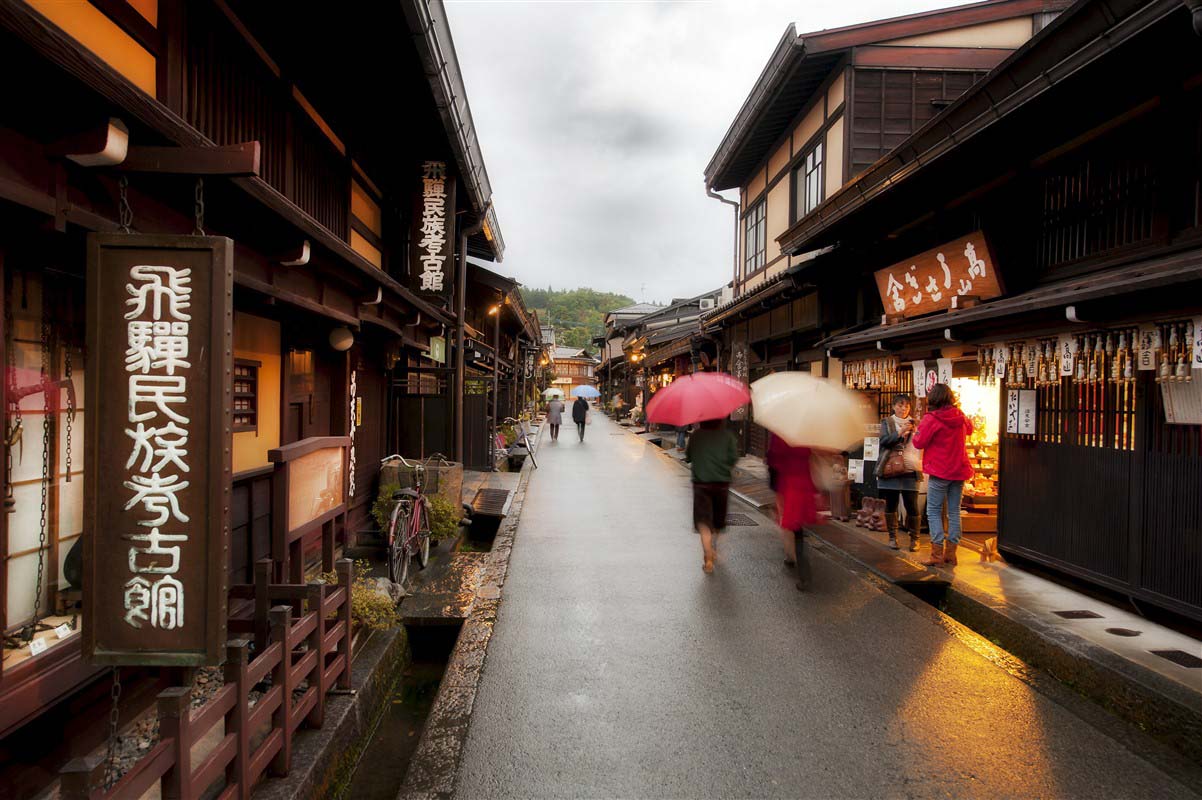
left=59, top=559, right=354, bottom=799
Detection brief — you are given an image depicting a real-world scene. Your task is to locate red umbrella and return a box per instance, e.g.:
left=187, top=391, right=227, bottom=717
left=645, top=372, right=750, bottom=426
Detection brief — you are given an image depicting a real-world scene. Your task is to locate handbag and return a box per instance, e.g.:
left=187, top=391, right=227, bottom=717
left=878, top=419, right=910, bottom=479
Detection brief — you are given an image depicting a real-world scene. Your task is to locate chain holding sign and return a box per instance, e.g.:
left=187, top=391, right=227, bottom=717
left=85, top=234, right=232, bottom=667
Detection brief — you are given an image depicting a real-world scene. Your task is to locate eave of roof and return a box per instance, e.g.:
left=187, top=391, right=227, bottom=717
left=704, top=0, right=1073, bottom=193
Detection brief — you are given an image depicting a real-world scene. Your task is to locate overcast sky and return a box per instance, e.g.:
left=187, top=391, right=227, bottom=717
left=445, top=0, right=966, bottom=304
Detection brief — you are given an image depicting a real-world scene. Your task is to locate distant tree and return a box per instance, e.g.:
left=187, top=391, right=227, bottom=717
left=520, top=286, right=633, bottom=351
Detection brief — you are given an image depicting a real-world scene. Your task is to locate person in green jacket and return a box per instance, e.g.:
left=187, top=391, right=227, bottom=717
left=685, top=417, right=738, bottom=574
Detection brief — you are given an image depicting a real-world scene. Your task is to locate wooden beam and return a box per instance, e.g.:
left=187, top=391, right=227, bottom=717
left=118, top=142, right=261, bottom=176
left=851, top=45, right=1012, bottom=71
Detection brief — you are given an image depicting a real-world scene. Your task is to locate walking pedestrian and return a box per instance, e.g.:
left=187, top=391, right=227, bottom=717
left=572, top=396, right=589, bottom=442
left=675, top=424, right=689, bottom=451
left=546, top=396, right=564, bottom=442
left=876, top=393, right=921, bottom=552
left=685, top=417, right=738, bottom=574
left=912, top=383, right=974, bottom=567
left=766, top=433, right=818, bottom=591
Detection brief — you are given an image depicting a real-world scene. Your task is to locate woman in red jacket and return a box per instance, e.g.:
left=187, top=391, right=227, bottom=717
left=912, top=384, right=974, bottom=566
left=767, top=433, right=817, bottom=591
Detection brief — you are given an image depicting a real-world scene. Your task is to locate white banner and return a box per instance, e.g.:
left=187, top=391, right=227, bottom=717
left=937, top=358, right=953, bottom=385
left=1018, top=390, right=1037, bottom=435
left=863, top=437, right=879, bottom=461
left=1192, top=317, right=1202, bottom=370
left=912, top=361, right=927, bottom=398
left=1006, top=390, right=1019, bottom=434
left=1136, top=325, right=1159, bottom=371
left=1058, top=335, right=1077, bottom=377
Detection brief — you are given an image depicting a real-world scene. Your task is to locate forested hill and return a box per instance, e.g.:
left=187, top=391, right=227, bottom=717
left=521, top=287, right=638, bottom=352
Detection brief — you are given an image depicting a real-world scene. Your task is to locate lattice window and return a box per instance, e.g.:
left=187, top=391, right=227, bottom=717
left=233, top=359, right=260, bottom=433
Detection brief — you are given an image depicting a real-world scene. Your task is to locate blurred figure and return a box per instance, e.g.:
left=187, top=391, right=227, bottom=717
left=546, top=396, right=564, bottom=442
left=675, top=423, right=690, bottom=451
left=686, top=418, right=738, bottom=574
left=767, top=433, right=817, bottom=591
left=913, top=383, right=974, bottom=566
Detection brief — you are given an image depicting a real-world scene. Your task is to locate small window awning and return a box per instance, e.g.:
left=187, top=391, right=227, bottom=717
left=821, top=247, right=1202, bottom=355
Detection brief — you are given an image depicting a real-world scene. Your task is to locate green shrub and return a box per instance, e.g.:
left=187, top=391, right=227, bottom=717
left=320, top=560, right=400, bottom=631
left=426, top=494, right=459, bottom=540
left=372, top=482, right=403, bottom=532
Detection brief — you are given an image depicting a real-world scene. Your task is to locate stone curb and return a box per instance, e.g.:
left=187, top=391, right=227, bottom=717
left=627, top=424, right=1202, bottom=781
left=253, top=621, right=410, bottom=800
left=396, top=444, right=538, bottom=800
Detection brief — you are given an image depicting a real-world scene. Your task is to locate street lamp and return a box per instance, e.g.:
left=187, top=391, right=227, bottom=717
left=489, top=294, right=502, bottom=470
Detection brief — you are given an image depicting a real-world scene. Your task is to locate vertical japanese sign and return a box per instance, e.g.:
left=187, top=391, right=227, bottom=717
left=1006, top=390, right=1019, bottom=434
left=412, top=161, right=457, bottom=302
left=85, top=234, right=232, bottom=666
left=1191, top=317, right=1201, bottom=371
left=730, top=342, right=749, bottom=421
left=1018, top=390, right=1037, bottom=435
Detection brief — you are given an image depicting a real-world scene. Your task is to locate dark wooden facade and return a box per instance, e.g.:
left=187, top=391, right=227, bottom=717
left=0, top=0, right=507, bottom=792
left=776, top=0, right=1202, bottom=622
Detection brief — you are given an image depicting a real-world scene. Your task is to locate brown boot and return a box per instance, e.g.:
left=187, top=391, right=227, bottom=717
left=885, top=512, right=900, bottom=550
left=943, top=542, right=958, bottom=566
left=907, top=523, right=920, bottom=553
left=921, top=542, right=945, bottom=566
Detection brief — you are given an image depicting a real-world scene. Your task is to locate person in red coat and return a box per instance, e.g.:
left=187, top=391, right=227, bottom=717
left=766, top=433, right=818, bottom=591
left=912, top=383, right=974, bottom=566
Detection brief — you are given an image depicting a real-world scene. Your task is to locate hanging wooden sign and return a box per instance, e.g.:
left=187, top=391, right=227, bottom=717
left=874, top=231, right=1003, bottom=319
left=84, top=234, right=233, bottom=666
left=411, top=161, right=457, bottom=303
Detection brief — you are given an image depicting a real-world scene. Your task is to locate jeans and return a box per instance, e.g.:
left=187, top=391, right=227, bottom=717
left=925, top=477, right=963, bottom=545
left=676, top=429, right=687, bottom=449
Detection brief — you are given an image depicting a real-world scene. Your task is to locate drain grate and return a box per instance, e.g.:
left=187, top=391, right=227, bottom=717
left=1150, top=649, right=1202, bottom=669
left=471, top=488, right=511, bottom=517
left=1053, top=609, right=1104, bottom=619
left=724, top=513, right=758, bottom=527
left=1105, top=628, right=1142, bottom=637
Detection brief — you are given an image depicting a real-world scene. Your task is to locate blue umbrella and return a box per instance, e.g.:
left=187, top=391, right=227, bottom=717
left=571, top=385, right=600, bottom=398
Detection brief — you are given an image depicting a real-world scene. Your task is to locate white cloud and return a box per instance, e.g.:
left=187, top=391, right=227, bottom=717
left=445, top=0, right=970, bottom=302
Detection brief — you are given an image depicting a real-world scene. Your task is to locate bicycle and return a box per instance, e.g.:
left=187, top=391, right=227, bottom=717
left=378, top=453, right=439, bottom=589
left=499, top=416, right=539, bottom=469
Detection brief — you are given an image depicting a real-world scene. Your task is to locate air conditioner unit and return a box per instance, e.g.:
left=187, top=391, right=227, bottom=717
left=699, top=298, right=716, bottom=311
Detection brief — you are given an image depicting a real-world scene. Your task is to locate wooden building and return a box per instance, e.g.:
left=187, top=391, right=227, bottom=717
left=702, top=0, right=1071, bottom=456
left=0, top=0, right=506, bottom=792
left=550, top=346, right=598, bottom=397
left=774, top=0, right=1202, bottom=622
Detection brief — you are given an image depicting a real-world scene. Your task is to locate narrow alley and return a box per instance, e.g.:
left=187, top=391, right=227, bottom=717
left=454, top=414, right=1198, bottom=799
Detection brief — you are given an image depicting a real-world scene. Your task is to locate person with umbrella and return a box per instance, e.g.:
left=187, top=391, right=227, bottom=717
left=646, top=372, right=751, bottom=574
left=750, top=372, right=874, bottom=589
left=766, top=433, right=817, bottom=590
left=571, top=394, right=590, bottom=442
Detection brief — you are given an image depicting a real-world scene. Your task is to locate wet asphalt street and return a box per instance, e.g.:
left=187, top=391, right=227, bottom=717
left=454, top=413, right=1198, bottom=799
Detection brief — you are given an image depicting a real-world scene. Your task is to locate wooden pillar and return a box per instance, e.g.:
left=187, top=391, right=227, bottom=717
left=269, top=605, right=292, bottom=776
left=336, top=558, right=353, bottom=690
left=158, top=686, right=194, bottom=800
left=224, top=640, right=251, bottom=800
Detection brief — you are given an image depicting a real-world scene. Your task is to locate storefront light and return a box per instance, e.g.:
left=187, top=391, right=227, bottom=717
left=950, top=376, right=1000, bottom=442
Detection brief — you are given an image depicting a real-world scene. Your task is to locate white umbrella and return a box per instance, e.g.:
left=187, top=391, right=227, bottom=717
left=750, top=372, right=873, bottom=451
left=543, top=388, right=565, bottom=399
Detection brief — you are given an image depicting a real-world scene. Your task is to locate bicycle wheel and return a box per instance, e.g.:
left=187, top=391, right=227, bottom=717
left=416, top=501, right=431, bottom=569
left=388, top=502, right=410, bottom=585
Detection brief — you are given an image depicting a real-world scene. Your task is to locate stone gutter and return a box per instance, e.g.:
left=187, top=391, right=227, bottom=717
left=253, top=621, right=410, bottom=800
left=397, top=453, right=537, bottom=799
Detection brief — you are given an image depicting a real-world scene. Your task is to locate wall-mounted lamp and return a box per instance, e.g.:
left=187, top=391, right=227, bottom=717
left=488, top=304, right=501, bottom=316
left=329, top=326, right=354, bottom=352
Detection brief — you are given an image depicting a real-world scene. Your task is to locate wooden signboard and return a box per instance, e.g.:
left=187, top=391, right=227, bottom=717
left=411, top=160, right=457, bottom=303
left=84, top=234, right=233, bottom=666
left=874, top=231, right=1002, bottom=319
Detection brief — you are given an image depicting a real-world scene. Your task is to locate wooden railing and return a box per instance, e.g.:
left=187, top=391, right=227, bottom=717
left=59, top=560, right=353, bottom=800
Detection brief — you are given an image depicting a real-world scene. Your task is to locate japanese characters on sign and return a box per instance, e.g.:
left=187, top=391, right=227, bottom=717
left=348, top=369, right=358, bottom=500
left=1058, top=335, right=1078, bottom=377
left=86, top=234, right=232, bottom=666
left=1137, top=326, right=1160, bottom=371
left=873, top=232, right=1003, bottom=319
left=412, top=161, right=456, bottom=300
left=1006, top=390, right=1019, bottom=434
